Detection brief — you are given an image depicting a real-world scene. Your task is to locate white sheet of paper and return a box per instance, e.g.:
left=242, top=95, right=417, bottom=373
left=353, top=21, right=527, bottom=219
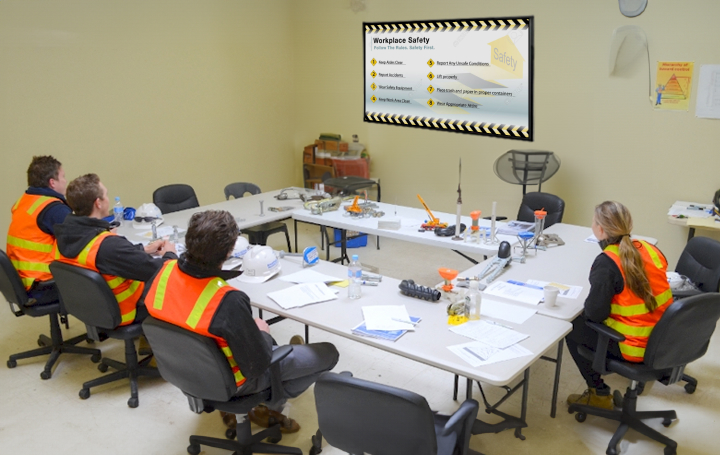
left=279, top=269, right=344, bottom=284
left=526, top=280, right=583, bottom=299
left=449, top=320, right=528, bottom=349
left=481, top=298, right=536, bottom=324
left=448, top=341, right=533, bottom=367
left=484, top=280, right=544, bottom=305
left=266, top=283, right=337, bottom=309
left=362, top=305, right=414, bottom=331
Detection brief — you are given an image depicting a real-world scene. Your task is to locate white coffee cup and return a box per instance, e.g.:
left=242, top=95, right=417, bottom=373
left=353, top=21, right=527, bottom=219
left=543, top=285, right=560, bottom=308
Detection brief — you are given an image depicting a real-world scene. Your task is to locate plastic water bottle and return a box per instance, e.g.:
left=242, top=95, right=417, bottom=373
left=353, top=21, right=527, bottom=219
left=113, top=197, right=124, bottom=223
left=465, top=280, right=482, bottom=320
left=348, top=254, right=362, bottom=299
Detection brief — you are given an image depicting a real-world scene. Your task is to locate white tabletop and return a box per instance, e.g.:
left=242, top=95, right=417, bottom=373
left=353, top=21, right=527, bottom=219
left=456, top=223, right=659, bottom=321
left=292, top=201, right=522, bottom=257
left=116, top=188, right=307, bottom=243
left=232, top=256, right=572, bottom=387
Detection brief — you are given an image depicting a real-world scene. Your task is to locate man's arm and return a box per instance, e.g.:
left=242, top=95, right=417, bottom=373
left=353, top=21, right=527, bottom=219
left=208, top=291, right=273, bottom=380
left=95, top=236, right=177, bottom=282
left=38, top=202, right=72, bottom=236
left=584, top=254, right=624, bottom=323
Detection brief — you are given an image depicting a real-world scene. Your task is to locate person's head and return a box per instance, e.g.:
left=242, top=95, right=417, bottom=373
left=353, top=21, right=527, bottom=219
left=593, top=201, right=657, bottom=311
left=185, top=210, right=239, bottom=270
left=66, top=173, right=109, bottom=218
left=27, top=155, right=67, bottom=195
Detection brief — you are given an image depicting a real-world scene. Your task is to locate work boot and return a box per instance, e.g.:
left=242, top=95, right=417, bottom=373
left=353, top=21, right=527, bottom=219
left=249, top=404, right=301, bottom=433
left=289, top=335, right=305, bottom=345
left=220, top=411, right=237, bottom=430
left=566, top=388, right=615, bottom=410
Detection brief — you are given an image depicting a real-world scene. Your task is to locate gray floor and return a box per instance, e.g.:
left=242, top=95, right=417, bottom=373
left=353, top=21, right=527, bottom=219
left=1, top=222, right=718, bottom=455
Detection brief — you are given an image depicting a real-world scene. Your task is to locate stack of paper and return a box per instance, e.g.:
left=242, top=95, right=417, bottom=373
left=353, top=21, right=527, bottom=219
left=351, top=305, right=420, bottom=342
left=266, top=283, right=337, bottom=309
left=496, top=220, right=535, bottom=236
left=484, top=280, right=544, bottom=305
left=447, top=320, right=531, bottom=367
left=351, top=316, right=421, bottom=342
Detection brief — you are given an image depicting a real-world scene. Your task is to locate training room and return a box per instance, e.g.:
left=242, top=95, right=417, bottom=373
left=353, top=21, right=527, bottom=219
left=2, top=1, right=720, bottom=454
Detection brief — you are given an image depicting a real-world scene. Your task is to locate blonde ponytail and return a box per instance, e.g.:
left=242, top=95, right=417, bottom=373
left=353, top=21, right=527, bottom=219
left=594, top=201, right=657, bottom=312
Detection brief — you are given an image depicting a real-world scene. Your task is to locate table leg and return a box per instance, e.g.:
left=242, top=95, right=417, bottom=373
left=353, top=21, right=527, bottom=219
left=688, top=227, right=696, bottom=242
left=294, top=219, right=299, bottom=253
left=541, top=339, right=564, bottom=418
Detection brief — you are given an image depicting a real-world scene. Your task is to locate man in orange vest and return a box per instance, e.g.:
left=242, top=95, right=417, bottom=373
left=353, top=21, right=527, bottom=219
left=142, top=210, right=338, bottom=433
left=55, top=173, right=177, bottom=325
left=7, top=156, right=71, bottom=305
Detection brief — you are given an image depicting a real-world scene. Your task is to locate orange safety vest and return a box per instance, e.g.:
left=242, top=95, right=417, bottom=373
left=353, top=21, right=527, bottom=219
left=55, top=231, right=144, bottom=326
left=145, top=260, right=246, bottom=387
left=602, top=240, right=673, bottom=362
left=7, top=194, right=60, bottom=290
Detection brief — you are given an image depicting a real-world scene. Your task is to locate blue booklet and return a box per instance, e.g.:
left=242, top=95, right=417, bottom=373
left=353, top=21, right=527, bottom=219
left=351, top=316, right=421, bottom=342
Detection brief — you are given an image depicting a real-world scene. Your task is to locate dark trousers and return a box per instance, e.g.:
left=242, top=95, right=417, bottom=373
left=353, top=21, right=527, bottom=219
left=566, top=315, right=623, bottom=390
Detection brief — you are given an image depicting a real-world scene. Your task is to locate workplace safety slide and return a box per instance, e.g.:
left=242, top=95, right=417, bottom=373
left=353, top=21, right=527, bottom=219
left=364, top=17, right=534, bottom=141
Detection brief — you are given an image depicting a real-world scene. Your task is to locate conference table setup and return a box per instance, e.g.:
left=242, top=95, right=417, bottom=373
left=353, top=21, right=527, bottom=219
left=115, top=188, right=659, bottom=446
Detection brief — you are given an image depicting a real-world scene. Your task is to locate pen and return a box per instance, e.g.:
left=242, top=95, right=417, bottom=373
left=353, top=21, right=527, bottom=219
left=361, top=281, right=379, bottom=286
left=391, top=318, right=418, bottom=325
left=507, top=280, right=544, bottom=290
left=486, top=320, right=512, bottom=329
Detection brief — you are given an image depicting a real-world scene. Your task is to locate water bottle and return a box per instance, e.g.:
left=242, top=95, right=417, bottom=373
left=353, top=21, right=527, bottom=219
left=465, top=280, right=482, bottom=320
left=348, top=254, right=362, bottom=299
left=113, top=197, right=124, bottom=223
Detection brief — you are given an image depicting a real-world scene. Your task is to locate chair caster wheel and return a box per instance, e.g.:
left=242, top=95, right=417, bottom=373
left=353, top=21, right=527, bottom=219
left=636, top=382, right=645, bottom=395
left=91, top=353, right=101, bottom=363
left=86, top=338, right=95, bottom=344
left=127, top=397, right=139, bottom=408
left=225, top=428, right=236, bottom=440
left=7, top=359, right=17, bottom=368
left=684, top=382, right=696, bottom=394
left=98, top=363, right=109, bottom=373
left=38, top=338, right=47, bottom=347
left=662, top=418, right=673, bottom=427
left=613, top=390, right=624, bottom=408
left=40, top=370, right=52, bottom=380
left=79, top=388, right=90, bottom=399
left=267, top=436, right=281, bottom=444
left=309, top=446, right=322, bottom=455
left=664, top=446, right=677, bottom=455
left=606, top=447, right=618, bottom=455
left=187, top=444, right=201, bottom=455
left=575, top=412, right=587, bottom=423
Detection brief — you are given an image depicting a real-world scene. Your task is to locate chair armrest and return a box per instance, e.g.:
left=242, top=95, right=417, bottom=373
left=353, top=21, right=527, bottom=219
left=585, top=321, right=625, bottom=375
left=672, top=289, right=703, bottom=299
left=436, top=399, right=479, bottom=437
left=267, top=345, right=294, bottom=404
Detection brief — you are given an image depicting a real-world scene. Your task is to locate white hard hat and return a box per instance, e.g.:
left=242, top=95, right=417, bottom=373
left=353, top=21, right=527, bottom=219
left=231, top=236, right=251, bottom=259
left=237, top=245, right=281, bottom=283
left=132, top=203, right=164, bottom=229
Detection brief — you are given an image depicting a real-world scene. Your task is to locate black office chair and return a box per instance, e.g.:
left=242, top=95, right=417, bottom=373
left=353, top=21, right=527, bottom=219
left=224, top=182, right=291, bottom=252
left=1, top=250, right=100, bottom=379
left=568, top=293, right=720, bottom=455
left=142, top=316, right=302, bottom=455
left=310, top=371, right=479, bottom=455
left=153, top=184, right=200, bottom=214
left=663, top=236, right=720, bottom=394
left=50, top=262, right=160, bottom=408
left=516, top=191, right=565, bottom=228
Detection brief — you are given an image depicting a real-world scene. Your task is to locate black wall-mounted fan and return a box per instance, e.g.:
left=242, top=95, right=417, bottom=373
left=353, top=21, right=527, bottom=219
left=493, top=150, right=561, bottom=195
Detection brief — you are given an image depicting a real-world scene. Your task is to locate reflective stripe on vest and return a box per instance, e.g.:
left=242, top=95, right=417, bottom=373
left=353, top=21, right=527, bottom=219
left=55, top=231, right=143, bottom=326
left=6, top=194, right=58, bottom=290
left=602, top=240, right=673, bottom=362
left=146, top=260, right=246, bottom=386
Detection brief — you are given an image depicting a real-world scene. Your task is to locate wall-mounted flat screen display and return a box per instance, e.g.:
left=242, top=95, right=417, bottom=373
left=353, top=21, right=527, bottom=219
left=364, top=16, right=534, bottom=141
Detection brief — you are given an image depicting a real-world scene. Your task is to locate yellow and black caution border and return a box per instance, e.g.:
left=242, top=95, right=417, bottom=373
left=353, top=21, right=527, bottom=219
left=363, top=16, right=533, bottom=142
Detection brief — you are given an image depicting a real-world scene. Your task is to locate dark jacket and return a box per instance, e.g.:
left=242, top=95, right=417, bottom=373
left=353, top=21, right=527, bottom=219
left=54, top=215, right=176, bottom=281
left=140, top=256, right=274, bottom=381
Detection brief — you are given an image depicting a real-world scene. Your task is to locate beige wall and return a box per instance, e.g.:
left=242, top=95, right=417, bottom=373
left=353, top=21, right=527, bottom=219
left=291, top=0, right=720, bottom=266
left=2, top=0, right=719, bottom=267
left=0, top=0, right=295, bottom=235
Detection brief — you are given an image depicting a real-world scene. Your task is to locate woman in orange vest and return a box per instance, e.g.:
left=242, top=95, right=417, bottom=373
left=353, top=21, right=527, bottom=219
left=566, top=201, right=673, bottom=410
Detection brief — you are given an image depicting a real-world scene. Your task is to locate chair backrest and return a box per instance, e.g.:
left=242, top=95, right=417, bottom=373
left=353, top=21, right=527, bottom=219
left=0, top=249, right=29, bottom=313
left=314, top=372, right=438, bottom=455
left=224, top=182, right=261, bottom=200
left=49, top=262, right=121, bottom=330
left=643, top=292, right=720, bottom=371
left=152, top=184, right=200, bottom=214
left=516, top=191, right=565, bottom=228
left=675, top=236, right=720, bottom=292
left=142, top=317, right=239, bottom=402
